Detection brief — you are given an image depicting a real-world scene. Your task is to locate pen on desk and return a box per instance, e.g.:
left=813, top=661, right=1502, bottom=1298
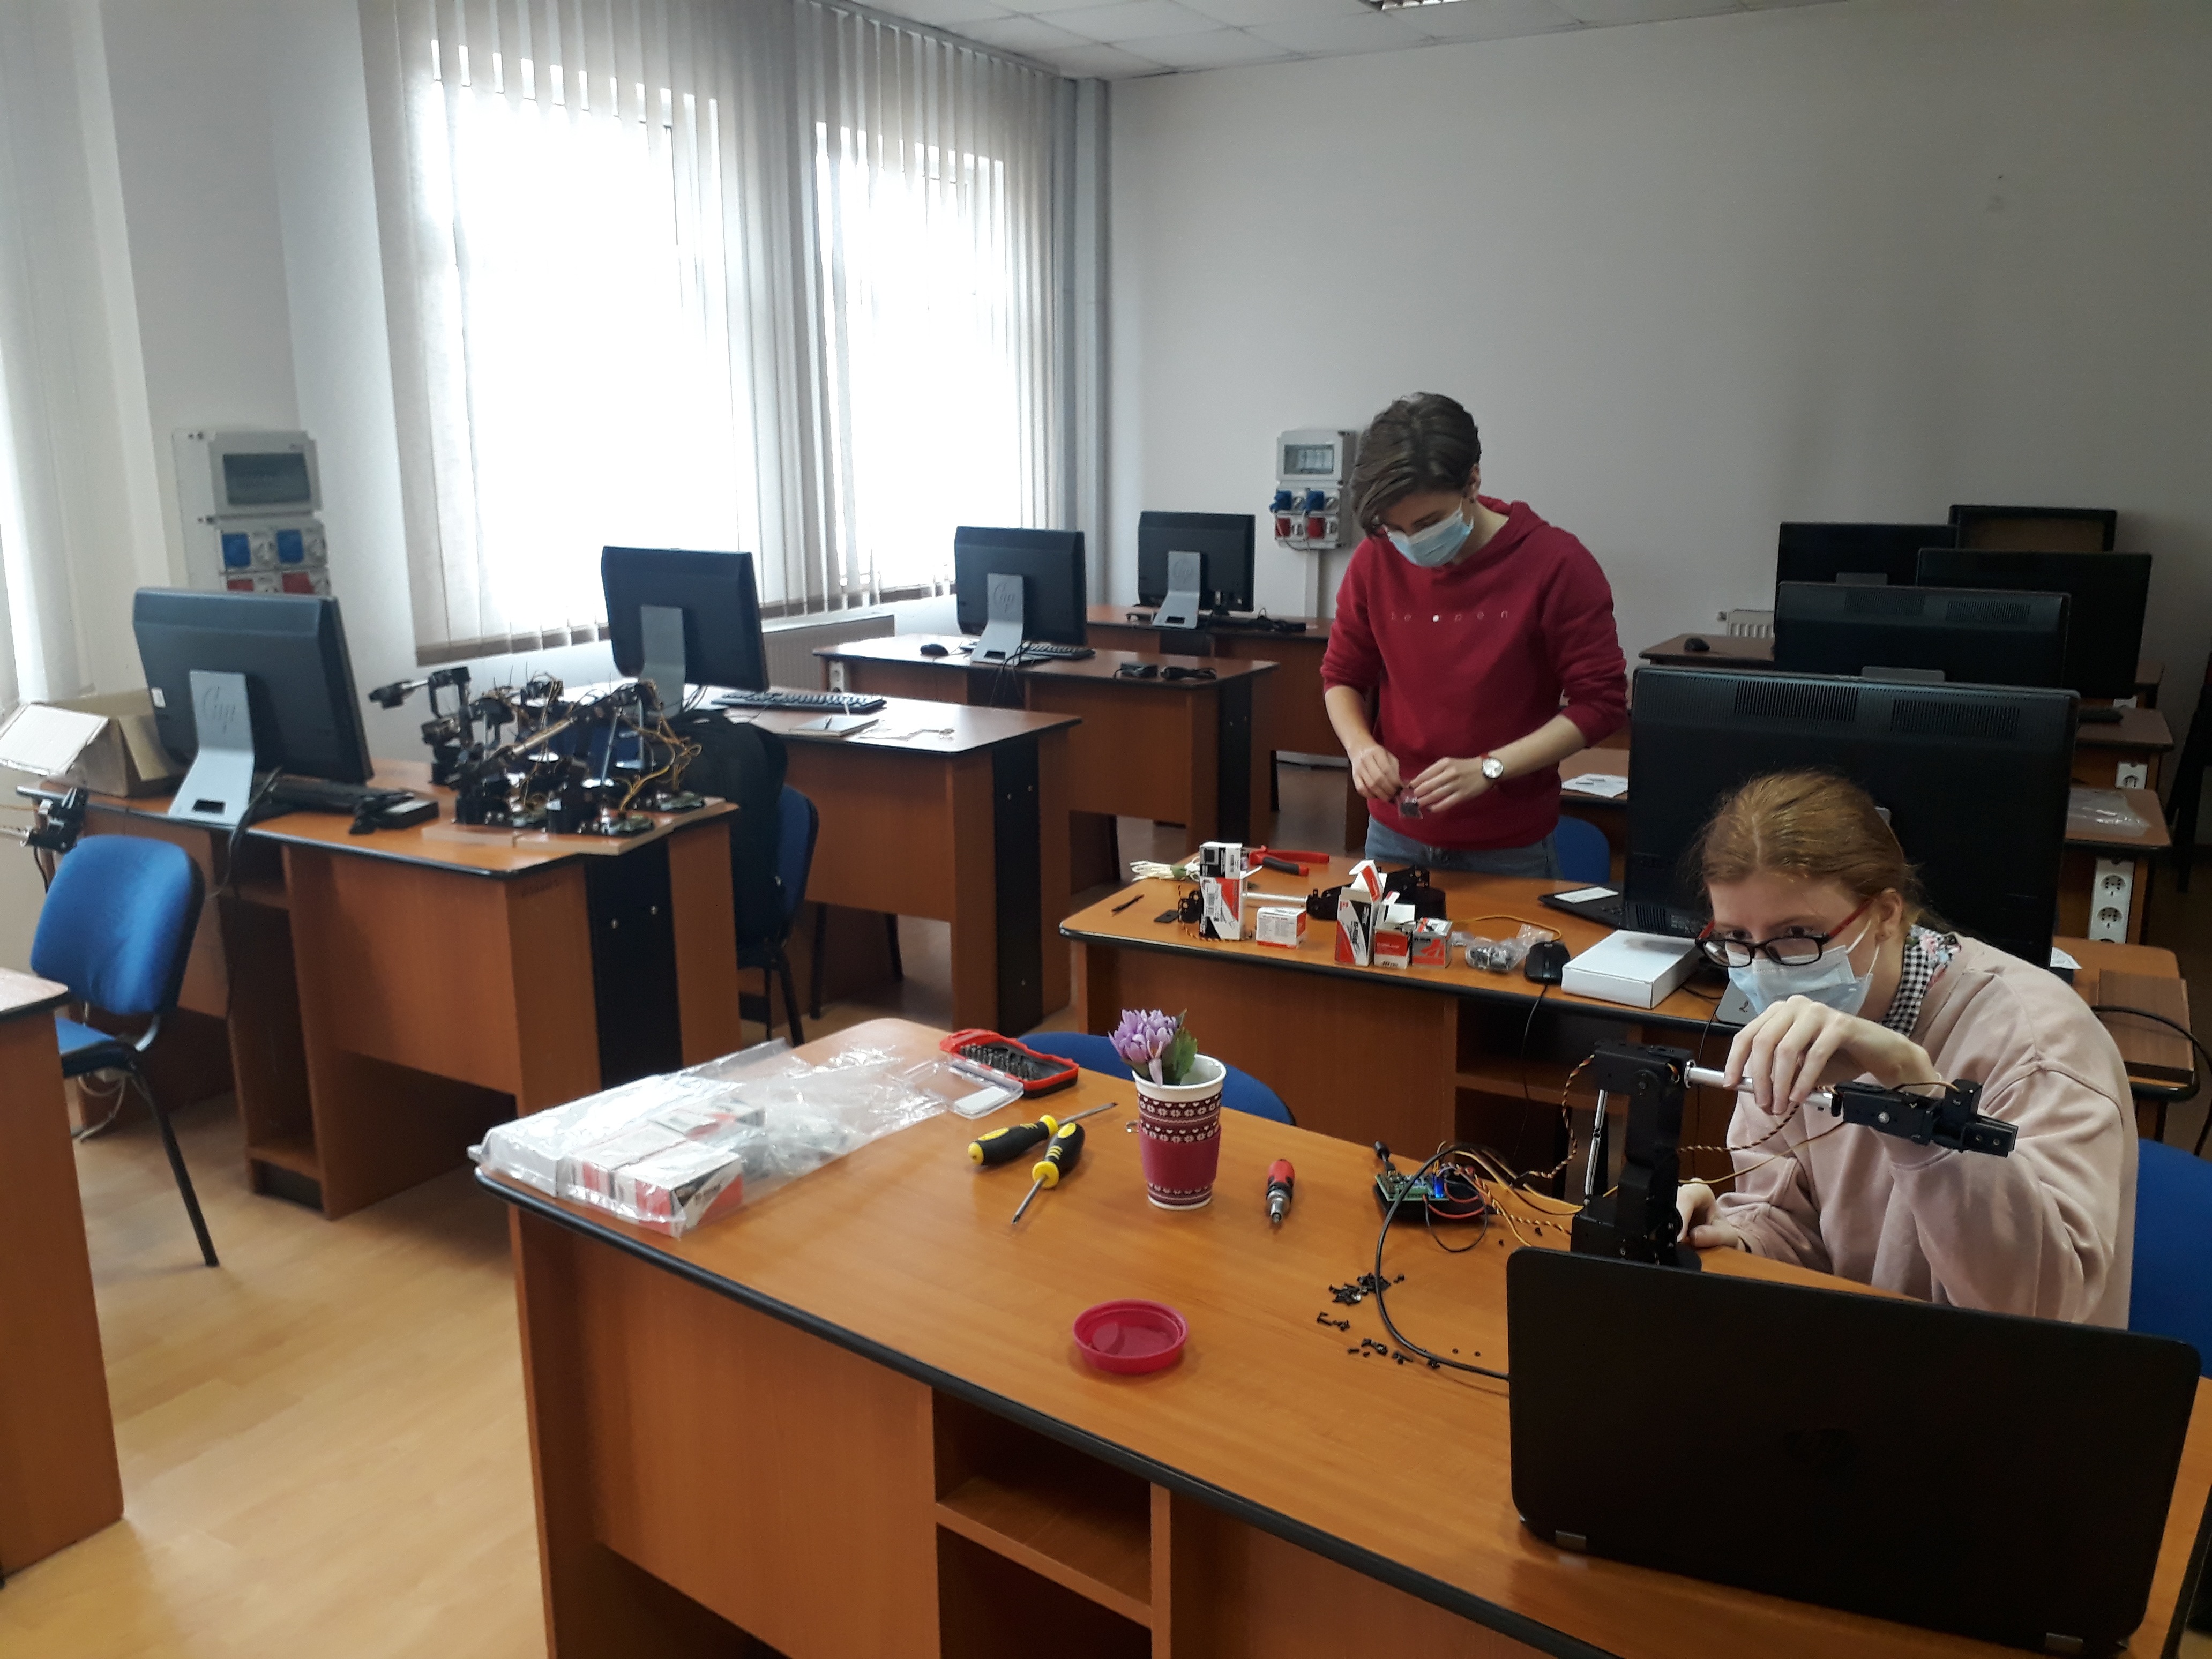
left=1110, top=892, right=1145, bottom=914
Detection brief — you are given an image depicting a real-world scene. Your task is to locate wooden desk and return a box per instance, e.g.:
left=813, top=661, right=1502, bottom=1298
left=83, top=763, right=744, bottom=1218
left=482, top=1017, right=2212, bottom=1659
left=1064, top=860, right=2192, bottom=1169
left=0, top=968, right=123, bottom=1574
left=818, top=636, right=1278, bottom=881
left=724, top=699, right=1075, bottom=1033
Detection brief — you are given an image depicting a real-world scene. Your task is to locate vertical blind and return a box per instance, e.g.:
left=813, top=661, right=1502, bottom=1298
left=362, top=0, right=1064, bottom=666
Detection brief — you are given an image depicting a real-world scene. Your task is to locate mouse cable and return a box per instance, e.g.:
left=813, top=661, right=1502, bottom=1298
left=2087, top=1006, right=2212, bottom=1155
left=1368, top=1142, right=1511, bottom=1384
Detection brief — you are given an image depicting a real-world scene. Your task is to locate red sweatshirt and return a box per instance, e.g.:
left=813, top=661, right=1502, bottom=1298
left=1320, top=497, right=1628, bottom=851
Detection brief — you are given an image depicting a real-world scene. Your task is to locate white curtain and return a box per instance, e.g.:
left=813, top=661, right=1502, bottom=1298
left=362, top=0, right=1065, bottom=666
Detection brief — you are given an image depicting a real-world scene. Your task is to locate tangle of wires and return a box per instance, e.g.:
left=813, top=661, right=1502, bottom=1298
left=2089, top=1006, right=2212, bottom=1156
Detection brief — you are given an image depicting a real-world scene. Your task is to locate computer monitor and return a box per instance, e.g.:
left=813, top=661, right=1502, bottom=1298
left=1950, top=504, right=2117, bottom=552
left=953, top=527, right=1087, bottom=647
left=1772, top=582, right=2069, bottom=688
left=1626, top=666, right=2078, bottom=965
left=1915, top=549, right=2150, bottom=700
left=132, top=588, right=372, bottom=784
left=1136, top=512, right=1257, bottom=614
left=1774, top=522, right=1956, bottom=592
left=602, top=547, right=768, bottom=693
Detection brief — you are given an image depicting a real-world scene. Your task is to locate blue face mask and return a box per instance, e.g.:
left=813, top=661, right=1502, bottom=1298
left=1387, top=505, right=1473, bottom=568
left=1726, top=919, right=1876, bottom=1019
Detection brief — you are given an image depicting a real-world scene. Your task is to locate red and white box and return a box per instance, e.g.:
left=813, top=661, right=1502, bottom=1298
left=1254, top=905, right=1306, bottom=948
left=1335, top=860, right=1386, bottom=966
left=1408, top=916, right=1452, bottom=968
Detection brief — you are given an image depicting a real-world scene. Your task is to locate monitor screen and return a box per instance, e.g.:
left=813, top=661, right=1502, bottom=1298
left=1626, top=667, right=2077, bottom=966
left=1136, top=512, right=1257, bottom=614
left=953, top=527, right=1087, bottom=647
left=1775, top=522, right=1956, bottom=593
left=1916, top=550, right=2150, bottom=700
left=601, top=547, right=768, bottom=693
left=131, top=588, right=372, bottom=784
left=1772, top=582, right=2069, bottom=689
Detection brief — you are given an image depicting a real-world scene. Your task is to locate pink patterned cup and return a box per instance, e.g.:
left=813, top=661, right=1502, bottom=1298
left=1135, top=1055, right=1225, bottom=1210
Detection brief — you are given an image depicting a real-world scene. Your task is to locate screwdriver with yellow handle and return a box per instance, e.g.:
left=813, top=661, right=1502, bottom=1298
left=968, top=1101, right=1114, bottom=1168
left=1011, top=1120, right=1087, bottom=1224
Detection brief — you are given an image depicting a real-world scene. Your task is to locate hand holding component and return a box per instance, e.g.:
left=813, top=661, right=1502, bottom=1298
left=1348, top=743, right=1404, bottom=803
left=1721, top=996, right=1941, bottom=1113
left=1673, top=1178, right=1746, bottom=1252
left=1406, top=755, right=1496, bottom=814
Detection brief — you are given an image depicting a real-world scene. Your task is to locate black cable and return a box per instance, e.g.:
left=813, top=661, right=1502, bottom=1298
left=2089, top=1006, right=2212, bottom=1156
left=1511, top=981, right=1550, bottom=1159
left=1368, top=1143, right=1511, bottom=1383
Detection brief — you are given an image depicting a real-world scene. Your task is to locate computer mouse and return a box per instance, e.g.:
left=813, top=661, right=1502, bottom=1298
left=1525, top=940, right=1571, bottom=984
left=919, top=642, right=950, bottom=657
left=1682, top=636, right=1711, bottom=653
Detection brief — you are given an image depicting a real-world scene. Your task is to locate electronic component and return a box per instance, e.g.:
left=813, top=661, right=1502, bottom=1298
left=1372, top=1143, right=1486, bottom=1223
left=938, top=1030, right=1080, bottom=1097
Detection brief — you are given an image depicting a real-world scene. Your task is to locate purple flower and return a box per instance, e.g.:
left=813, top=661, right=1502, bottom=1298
left=1110, top=1008, right=1178, bottom=1085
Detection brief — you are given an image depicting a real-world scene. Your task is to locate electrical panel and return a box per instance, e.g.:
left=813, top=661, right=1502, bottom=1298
left=173, top=428, right=331, bottom=596
left=1268, top=427, right=1357, bottom=556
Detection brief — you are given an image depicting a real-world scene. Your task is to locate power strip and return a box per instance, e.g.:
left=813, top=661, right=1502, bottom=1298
left=2089, top=856, right=2135, bottom=944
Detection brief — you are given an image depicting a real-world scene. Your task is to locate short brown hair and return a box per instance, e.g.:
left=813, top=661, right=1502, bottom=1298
left=1350, top=394, right=1481, bottom=533
left=1694, top=771, right=1926, bottom=922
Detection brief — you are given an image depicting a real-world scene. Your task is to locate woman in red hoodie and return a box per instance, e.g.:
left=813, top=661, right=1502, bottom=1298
left=1321, top=393, right=1628, bottom=876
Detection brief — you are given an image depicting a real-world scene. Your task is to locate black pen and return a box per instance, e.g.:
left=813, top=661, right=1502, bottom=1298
left=1110, top=891, right=1145, bottom=914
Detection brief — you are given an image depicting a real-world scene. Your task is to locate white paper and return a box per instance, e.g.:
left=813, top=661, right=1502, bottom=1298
left=1562, top=772, right=1628, bottom=799
left=0, top=703, right=108, bottom=778
left=2050, top=946, right=2081, bottom=972
left=794, top=714, right=878, bottom=737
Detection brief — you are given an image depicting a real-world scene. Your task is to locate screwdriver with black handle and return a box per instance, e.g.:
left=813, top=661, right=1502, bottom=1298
left=1011, top=1120, right=1087, bottom=1223
left=968, top=1101, right=1114, bottom=1168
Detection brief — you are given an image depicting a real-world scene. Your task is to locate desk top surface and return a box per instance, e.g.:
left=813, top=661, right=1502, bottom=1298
left=817, top=633, right=1279, bottom=686
left=1088, top=603, right=1332, bottom=642
left=0, top=966, right=69, bottom=1021
left=481, top=1016, right=2212, bottom=1659
left=720, top=694, right=1079, bottom=756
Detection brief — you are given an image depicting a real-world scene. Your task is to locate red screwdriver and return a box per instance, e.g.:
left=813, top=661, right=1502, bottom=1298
left=1267, top=1159, right=1295, bottom=1225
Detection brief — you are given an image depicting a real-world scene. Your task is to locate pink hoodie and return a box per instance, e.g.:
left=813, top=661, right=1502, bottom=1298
left=1713, top=937, right=2136, bottom=1326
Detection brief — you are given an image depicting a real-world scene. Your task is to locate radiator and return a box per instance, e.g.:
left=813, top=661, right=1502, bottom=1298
left=764, top=612, right=896, bottom=690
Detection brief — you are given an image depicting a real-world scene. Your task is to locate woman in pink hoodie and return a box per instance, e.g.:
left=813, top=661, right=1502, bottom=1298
left=1675, top=771, right=2137, bottom=1326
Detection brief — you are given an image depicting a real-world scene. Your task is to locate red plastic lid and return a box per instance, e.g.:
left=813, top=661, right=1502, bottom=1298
left=1072, top=1300, right=1188, bottom=1375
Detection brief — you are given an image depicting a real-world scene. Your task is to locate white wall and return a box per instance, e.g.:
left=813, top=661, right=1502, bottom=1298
left=1108, top=0, right=2212, bottom=735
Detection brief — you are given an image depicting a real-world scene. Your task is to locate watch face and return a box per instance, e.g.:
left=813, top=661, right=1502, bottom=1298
left=1482, top=757, right=1505, bottom=780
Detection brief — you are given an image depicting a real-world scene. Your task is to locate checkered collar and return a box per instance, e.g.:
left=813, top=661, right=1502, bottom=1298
left=1879, top=925, right=1958, bottom=1036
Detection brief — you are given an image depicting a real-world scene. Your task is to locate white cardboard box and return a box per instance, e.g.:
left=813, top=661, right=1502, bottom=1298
left=1560, top=931, right=1702, bottom=1010
left=0, top=691, right=182, bottom=797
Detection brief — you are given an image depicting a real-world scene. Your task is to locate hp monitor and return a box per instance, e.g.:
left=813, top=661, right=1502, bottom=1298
left=132, top=588, right=372, bottom=786
left=953, top=527, right=1088, bottom=648
left=1772, top=582, right=2069, bottom=689
left=1625, top=666, right=2077, bottom=965
left=1137, top=512, right=1257, bottom=614
left=1916, top=549, right=2150, bottom=700
left=1774, top=521, right=1956, bottom=593
left=602, top=547, right=768, bottom=694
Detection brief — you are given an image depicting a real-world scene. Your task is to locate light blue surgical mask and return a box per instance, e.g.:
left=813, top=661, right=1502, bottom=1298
left=1725, top=918, right=1876, bottom=1018
left=1387, top=505, right=1474, bottom=568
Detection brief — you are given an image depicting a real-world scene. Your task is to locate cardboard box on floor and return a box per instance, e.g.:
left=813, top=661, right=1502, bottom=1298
left=0, top=691, right=181, bottom=798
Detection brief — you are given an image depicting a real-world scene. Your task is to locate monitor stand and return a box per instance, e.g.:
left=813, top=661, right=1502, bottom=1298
left=1154, top=549, right=1204, bottom=631
left=975, top=572, right=1027, bottom=664
left=639, top=603, right=689, bottom=707
left=168, top=670, right=258, bottom=827
left=1862, top=665, right=1945, bottom=685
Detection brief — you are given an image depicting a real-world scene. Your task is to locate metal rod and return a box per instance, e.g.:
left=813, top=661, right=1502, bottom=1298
left=1584, top=1089, right=1611, bottom=1203
left=1686, top=1064, right=1834, bottom=1112
left=1011, top=1177, right=1045, bottom=1224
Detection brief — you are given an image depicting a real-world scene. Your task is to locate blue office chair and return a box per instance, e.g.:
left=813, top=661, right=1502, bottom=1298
left=1553, top=814, right=1612, bottom=885
left=2132, top=1140, right=2212, bottom=1375
left=739, top=786, right=817, bottom=1046
left=32, top=836, right=218, bottom=1268
left=1020, top=1031, right=1296, bottom=1125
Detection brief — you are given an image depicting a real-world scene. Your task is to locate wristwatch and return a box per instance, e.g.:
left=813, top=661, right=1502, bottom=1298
left=1478, top=754, right=1506, bottom=783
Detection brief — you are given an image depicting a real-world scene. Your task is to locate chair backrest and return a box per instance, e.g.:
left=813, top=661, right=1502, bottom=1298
left=683, top=718, right=789, bottom=946
left=2132, top=1140, right=2212, bottom=1376
left=31, top=835, right=203, bottom=1019
left=1553, top=814, right=1612, bottom=885
left=775, top=786, right=819, bottom=927
left=1020, top=1030, right=1295, bottom=1125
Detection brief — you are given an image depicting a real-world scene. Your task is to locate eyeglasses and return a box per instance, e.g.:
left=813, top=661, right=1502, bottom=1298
left=1696, top=896, right=1872, bottom=969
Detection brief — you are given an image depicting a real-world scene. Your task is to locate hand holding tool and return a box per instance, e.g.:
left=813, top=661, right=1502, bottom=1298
left=968, top=1101, right=1113, bottom=1167
left=1012, top=1120, right=1086, bottom=1223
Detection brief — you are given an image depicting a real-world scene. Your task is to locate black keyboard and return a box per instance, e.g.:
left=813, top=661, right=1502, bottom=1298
left=956, top=641, right=1096, bottom=662
left=714, top=689, right=887, bottom=714
left=1540, top=888, right=1707, bottom=938
left=263, top=774, right=438, bottom=832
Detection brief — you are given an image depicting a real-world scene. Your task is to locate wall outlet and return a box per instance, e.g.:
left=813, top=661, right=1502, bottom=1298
left=2115, top=761, right=2149, bottom=789
left=2089, top=856, right=2135, bottom=944
left=828, top=661, right=848, bottom=693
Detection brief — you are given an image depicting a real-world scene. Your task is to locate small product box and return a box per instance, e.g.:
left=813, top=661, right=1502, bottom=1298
left=1559, top=931, right=1703, bottom=1010
left=1254, top=905, right=1306, bottom=948
left=1197, top=840, right=1249, bottom=941
left=1334, top=860, right=1386, bottom=966
left=612, top=1138, right=749, bottom=1235
left=1372, top=929, right=1412, bottom=969
left=1408, top=916, right=1452, bottom=968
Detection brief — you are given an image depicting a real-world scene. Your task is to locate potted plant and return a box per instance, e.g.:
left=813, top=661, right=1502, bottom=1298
left=1111, top=1008, right=1225, bottom=1210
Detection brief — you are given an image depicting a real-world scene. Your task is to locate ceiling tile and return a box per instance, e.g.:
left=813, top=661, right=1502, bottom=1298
left=1051, top=0, right=1225, bottom=40
left=951, top=12, right=1090, bottom=47
left=865, top=0, right=1014, bottom=24
left=993, top=0, right=1144, bottom=18
left=1550, top=0, right=1739, bottom=23
left=1395, top=0, right=1580, bottom=41
left=1177, top=0, right=1368, bottom=25
left=1249, top=9, right=1429, bottom=52
left=1115, top=25, right=1298, bottom=64
left=1036, top=40, right=1175, bottom=72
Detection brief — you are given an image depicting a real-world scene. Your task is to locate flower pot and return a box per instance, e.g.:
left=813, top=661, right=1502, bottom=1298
left=1134, top=1053, right=1225, bottom=1210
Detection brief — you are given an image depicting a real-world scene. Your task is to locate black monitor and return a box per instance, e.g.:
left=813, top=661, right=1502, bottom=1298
left=1136, top=512, right=1257, bottom=614
left=1772, top=582, right=2069, bottom=688
left=953, top=526, right=1087, bottom=647
left=1627, top=666, right=2078, bottom=965
left=1774, top=522, right=1957, bottom=592
left=1915, top=549, right=2149, bottom=700
left=602, top=547, right=767, bottom=693
left=132, top=588, right=372, bottom=784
